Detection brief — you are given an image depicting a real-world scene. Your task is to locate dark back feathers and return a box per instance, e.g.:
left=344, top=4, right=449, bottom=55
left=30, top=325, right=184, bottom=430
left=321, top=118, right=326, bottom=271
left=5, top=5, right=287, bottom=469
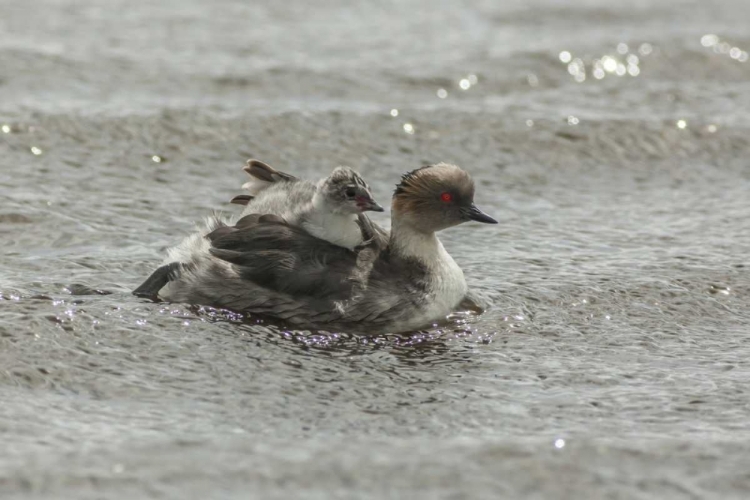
left=207, top=215, right=363, bottom=299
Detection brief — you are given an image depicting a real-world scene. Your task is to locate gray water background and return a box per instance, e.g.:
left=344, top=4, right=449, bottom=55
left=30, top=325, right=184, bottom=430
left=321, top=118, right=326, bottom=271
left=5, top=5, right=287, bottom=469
left=2, top=0, right=750, bottom=498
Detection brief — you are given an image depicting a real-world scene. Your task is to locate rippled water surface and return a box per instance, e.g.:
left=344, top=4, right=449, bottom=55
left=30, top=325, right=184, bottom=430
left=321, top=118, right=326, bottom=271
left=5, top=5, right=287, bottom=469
left=2, top=0, right=750, bottom=498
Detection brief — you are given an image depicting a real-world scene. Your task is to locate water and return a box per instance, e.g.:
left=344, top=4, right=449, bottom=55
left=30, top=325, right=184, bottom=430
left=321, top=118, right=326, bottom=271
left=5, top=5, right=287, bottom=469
left=2, top=0, right=750, bottom=498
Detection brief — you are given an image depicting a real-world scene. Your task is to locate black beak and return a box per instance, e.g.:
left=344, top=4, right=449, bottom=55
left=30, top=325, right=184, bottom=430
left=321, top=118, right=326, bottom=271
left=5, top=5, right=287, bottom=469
left=463, top=203, right=498, bottom=224
left=369, top=201, right=385, bottom=212
left=358, top=196, right=385, bottom=212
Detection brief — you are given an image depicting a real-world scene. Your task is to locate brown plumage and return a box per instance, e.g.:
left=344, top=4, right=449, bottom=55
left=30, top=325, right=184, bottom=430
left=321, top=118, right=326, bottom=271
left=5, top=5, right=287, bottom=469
left=392, top=163, right=478, bottom=233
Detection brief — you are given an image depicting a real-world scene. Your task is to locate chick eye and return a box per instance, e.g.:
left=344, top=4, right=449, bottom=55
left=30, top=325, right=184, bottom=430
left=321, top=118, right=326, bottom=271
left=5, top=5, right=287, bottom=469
left=345, top=188, right=357, bottom=198
left=440, top=192, right=453, bottom=202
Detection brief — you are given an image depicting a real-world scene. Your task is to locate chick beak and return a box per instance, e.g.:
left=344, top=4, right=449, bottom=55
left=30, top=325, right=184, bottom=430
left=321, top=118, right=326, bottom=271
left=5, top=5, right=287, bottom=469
left=357, top=195, right=385, bottom=212
left=463, top=203, right=498, bottom=224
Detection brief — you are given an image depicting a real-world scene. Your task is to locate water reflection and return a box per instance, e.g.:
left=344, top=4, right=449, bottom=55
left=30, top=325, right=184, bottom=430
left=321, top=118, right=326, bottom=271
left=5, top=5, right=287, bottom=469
left=567, top=58, right=586, bottom=82
left=701, top=34, right=748, bottom=62
left=184, top=303, right=497, bottom=366
left=638, top=43, right=653, bottom=56
left=558, top=42, right=652, bottom=83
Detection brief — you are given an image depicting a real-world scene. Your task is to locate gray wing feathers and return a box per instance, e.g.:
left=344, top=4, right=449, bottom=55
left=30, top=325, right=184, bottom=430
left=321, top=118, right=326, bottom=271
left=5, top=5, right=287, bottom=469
left=159, top=219, right=430, bottom=332
left=207, top=215, right=359, bottom=299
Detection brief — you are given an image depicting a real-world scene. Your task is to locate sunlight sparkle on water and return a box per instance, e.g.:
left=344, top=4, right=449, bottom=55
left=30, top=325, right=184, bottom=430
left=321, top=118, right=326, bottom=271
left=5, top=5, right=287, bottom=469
left=602, top=56, right=617, bottom=73
left=459, top=79, right=471, bottom=90
left=567, top=116, right=580, bottom=125
left=707, top=124, right=717, bottom=133
left=703, top=34, right=748, bottom=62
left=676, top=120, right=687, bottom=129
left=437, top=88, right=448, bottom=99
left=31, top=147, right=42, bottom=155
left=403, top=123, right=415, bottom=134
left=554, top=439, right=566, bottom=449
left=151, top=155, right=162, bottom=163
left=701, top=34, right=719, bottom=47
left=567, top=58, right=585, bottom=82
left=390, top=109, right=399, bottom=117
left=526, top=119, right=534, bottom=127
left=1, top=125, right=10, bottom=133
left=559, top=43, right=647, bottom=82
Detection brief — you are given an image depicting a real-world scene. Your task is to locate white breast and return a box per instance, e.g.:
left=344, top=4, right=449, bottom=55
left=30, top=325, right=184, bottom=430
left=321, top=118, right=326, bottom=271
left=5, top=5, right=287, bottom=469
left=405, top=241, right=467, bottom=328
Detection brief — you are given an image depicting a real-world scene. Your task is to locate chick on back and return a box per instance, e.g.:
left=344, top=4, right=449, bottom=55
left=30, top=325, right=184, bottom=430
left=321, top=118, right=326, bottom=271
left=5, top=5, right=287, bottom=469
left=230, top=159, right=383, bottom=250
left=135, top=162, right=497, bottom=333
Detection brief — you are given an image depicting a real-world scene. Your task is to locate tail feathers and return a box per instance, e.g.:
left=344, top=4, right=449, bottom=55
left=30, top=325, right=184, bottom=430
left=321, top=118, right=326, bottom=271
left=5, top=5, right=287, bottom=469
left=132, top=262, right=183, bottom=298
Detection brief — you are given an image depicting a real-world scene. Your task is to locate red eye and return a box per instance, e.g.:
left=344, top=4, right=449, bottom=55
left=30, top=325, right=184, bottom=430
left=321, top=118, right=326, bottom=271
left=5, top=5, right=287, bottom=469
left=440, top=192, right=453, bottom=202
